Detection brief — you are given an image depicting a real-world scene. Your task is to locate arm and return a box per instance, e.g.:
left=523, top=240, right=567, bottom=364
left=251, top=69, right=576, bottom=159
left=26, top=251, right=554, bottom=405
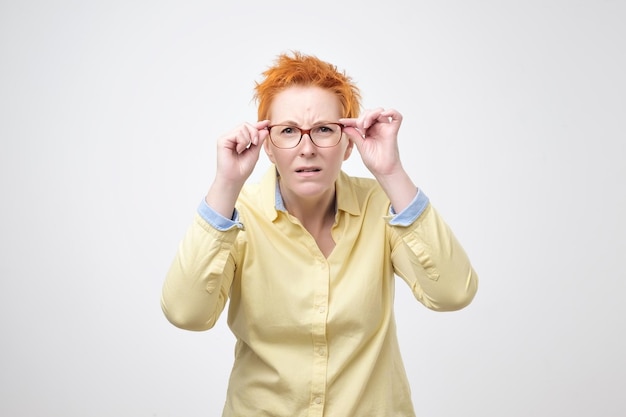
left=161, top=213, right=240, bottom=331
left=390, top=198, right=478, bottom=311
left=161, top=121, right=269, bottom=330
left=341, top=109, right=477, bottom=310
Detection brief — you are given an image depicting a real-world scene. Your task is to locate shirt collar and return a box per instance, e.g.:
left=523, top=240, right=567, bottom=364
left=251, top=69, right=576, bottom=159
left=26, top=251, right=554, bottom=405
left=260, top=165, right=361, bottom=221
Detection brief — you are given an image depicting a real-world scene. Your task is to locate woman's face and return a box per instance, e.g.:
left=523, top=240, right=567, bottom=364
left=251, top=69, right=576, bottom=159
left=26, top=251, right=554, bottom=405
left=264, top=85, right=353, bottom=202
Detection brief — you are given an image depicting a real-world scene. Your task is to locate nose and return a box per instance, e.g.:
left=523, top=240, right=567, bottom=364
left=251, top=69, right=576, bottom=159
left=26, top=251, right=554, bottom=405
left=298, top=133, right=316, bottom=154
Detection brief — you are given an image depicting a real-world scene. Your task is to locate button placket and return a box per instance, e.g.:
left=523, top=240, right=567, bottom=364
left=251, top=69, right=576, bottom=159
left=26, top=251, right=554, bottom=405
left=309, top=261, right=330, bottom=416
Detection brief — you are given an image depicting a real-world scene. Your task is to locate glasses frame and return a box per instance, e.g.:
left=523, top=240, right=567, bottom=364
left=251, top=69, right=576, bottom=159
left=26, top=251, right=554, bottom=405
left=266, top=123, right=345, bottom=149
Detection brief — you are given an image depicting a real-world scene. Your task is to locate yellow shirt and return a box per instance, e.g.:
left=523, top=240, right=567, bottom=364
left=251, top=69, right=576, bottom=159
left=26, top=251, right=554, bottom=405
left=162, top=167, right=478, bottom=417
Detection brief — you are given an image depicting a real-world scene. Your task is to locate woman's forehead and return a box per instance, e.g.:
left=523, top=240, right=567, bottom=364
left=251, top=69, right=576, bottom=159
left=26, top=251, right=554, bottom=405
left=269, top=86, right=342, bottom=121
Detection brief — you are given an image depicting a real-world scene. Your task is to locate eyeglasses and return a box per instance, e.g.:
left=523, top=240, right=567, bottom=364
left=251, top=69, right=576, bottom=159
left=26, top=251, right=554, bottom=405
left=267, top=123, right=344, bottom=149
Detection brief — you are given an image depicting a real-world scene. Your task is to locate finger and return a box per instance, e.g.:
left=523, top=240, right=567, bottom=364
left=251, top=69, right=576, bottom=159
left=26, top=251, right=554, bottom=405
left=232, top=124, right=257, bottom=153
left=238, top=122, right=270, bottom=153
left=243, top=121, right=271, bottom=147
left=379, top=108, right=402, bottom=124
left=361, top=108, right=384, bottom=129
left=342, top=126, right=366, bottom=146
left=236, top=123, right=262, bottom=152
left=255, top=119, right=270, bottom=130
left=339, top=117, right=368, bottom=139
left=235, top=131, right=252, bottom=154
left=256, top=127, right=269, bottom=147
left=338, top=117, right=358, bottom=127
left=252, top=120, right=270, bottom=146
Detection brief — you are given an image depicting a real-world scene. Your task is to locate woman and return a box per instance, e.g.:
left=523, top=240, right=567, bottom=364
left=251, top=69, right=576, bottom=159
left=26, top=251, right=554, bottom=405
left=161, top=51, right=478, bottom=417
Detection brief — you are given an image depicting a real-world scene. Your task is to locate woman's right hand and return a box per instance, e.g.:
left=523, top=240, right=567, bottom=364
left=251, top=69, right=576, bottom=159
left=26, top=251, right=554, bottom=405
left=205, top=121, right=269, bottom=219
left=214, top=120, right=270, bottom=186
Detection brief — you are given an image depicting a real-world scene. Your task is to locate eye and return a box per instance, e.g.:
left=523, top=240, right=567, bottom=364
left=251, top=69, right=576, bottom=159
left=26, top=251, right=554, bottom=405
left=312, top=124, right=338, bottom=136
left=280, top=126, right=299, bottom=136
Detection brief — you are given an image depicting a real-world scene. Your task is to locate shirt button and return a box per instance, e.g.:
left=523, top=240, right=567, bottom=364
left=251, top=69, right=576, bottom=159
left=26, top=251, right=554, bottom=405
left=318, top=306, right=326, bottom=313
left=318, top=348, right=326, bottom=356
left=314, top=397, right=322, bottom=404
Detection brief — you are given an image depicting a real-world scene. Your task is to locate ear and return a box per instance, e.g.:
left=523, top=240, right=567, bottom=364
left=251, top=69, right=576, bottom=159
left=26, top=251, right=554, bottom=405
left=264, top=137, right=276, bottom=163
left=342, top=137, right=354, bottom=161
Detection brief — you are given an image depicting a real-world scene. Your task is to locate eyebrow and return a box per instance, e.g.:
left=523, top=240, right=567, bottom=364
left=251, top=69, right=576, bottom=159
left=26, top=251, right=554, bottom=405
left=272, top=120, right=337, bottom=127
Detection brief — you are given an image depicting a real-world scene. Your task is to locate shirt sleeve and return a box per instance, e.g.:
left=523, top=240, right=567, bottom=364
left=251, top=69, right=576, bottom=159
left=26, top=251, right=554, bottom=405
left=389, top=200, right=479, bottom=312
left=197, top=198, right=244, bottom=231
left=160, top=212, right=239, bottom=331
left=388, top=188, right=429, bottom=226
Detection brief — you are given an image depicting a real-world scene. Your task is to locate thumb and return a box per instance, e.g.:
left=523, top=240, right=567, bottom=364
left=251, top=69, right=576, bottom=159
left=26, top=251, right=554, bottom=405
left=342, top=126, right=365, bottom=147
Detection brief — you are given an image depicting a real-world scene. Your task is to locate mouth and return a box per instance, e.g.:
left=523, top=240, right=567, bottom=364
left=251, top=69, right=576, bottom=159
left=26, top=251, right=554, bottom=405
left=295, top=167, right=321, bottom=173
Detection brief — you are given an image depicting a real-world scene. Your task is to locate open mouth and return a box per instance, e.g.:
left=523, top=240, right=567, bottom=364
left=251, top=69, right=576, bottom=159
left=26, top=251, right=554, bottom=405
left=296, top=168, right=321, bottom=173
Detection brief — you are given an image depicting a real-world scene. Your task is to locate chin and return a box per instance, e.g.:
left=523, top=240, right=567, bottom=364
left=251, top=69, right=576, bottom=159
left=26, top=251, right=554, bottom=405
left=286, top=180, right=333, bottom=199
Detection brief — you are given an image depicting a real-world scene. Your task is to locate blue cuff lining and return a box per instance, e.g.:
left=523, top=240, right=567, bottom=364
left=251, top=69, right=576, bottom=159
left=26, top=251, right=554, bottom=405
left=197, top=199, right=243, bottom=231
left=388, top=188, right=430, bottom=226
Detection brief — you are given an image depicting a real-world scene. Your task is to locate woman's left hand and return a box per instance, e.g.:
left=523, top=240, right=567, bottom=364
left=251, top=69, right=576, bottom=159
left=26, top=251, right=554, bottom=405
left=339, top=108, right=404, bottom=177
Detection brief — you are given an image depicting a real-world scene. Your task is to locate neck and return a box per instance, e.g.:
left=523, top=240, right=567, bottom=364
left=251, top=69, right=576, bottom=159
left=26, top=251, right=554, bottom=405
left=279, top=183, right=336, bottom=229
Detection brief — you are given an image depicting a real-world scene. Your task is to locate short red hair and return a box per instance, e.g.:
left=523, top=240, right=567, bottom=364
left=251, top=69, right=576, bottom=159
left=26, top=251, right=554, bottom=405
left=253, top=51, right=361, bottom=121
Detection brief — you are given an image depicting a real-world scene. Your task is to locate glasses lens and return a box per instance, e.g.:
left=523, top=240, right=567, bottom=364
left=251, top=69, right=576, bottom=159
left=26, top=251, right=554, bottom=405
left=269, top=125, right=301, bottom=148
left=311, top=123, right=342, bottom=147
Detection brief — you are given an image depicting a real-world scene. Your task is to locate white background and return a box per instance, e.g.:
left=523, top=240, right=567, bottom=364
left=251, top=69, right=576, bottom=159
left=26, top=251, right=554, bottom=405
left=1, top=1, right=625, bottom=416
